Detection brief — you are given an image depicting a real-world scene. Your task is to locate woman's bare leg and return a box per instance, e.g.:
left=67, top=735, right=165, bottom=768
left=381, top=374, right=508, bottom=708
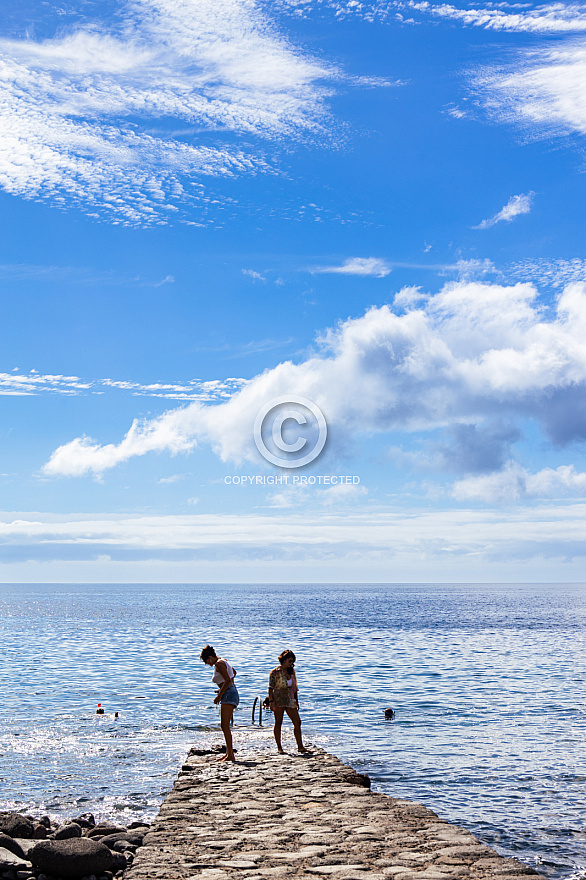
left=273, top=707, right=285, bottom=753
left=285, top=707, right=309, bottom=752
left=219, top=704, right=236, bottom=761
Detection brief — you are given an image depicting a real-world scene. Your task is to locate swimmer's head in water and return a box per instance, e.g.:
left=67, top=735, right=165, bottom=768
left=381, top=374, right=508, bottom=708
left=200, top=644, right=217, bottom=664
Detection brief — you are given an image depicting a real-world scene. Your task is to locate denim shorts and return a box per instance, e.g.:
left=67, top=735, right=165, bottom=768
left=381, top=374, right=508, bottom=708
left=220, top=684, right=239, bottom=706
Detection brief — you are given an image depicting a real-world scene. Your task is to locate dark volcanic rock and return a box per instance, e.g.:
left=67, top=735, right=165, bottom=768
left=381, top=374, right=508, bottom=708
left=0, top=833, right=25, bottom=859
left=52, top=823, right=83, bottom=840
left=72, top=813, right=95, bottom=829
left=342, top=770, right=371, bottom=788
left=33, top=823, right=48, bottom=839
left=0, top=812, right=35, bottom=838
left=101, top=832, right=145, bottom=849
left=30, top=837, right=114, bottom=879
left=87, top=823, right=127, bottom=839
left=110, top=850, right=128, bottom=873
left=0, top=845, right=30, bottom=871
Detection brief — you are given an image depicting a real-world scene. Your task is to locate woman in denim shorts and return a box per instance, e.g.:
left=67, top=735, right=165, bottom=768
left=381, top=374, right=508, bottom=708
left=200, top=644, right=239, bottom=762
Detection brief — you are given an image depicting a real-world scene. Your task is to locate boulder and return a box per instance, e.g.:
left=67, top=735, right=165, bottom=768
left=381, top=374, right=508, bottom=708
left=30, top=837, right=114, bottom=879
left=342, top=770, right=371, bottom=788
left=13, top=839, right=37, bottom=856
left=52, top=823, right=83, bottom=840
left=100, top=831, right=145, bottom=849
left=33, top=823, right=48, bottom=838
left=0, top=845, right=31, bottom=872
left=0, top=812, right=35, bottom=838
left=72, top=814, right=95, bottom=829
left=87, top=823, right=127, bottom=839
left=110, top=851, right=128, bottom=872
left=0, top=834, right=25, bottom=859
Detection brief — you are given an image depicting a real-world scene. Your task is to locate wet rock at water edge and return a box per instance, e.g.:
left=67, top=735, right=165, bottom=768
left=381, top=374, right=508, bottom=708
left=72, top=814, right=95, bottom=830
left=29, top=837, right=114, bottom=879
left=0, top=814, right=35, bottom=840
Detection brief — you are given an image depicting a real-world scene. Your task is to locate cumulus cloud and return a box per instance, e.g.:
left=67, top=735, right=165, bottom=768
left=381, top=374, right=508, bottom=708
left=474, top=193, right=534, bottom=230
left=476, top=40, right=586, bottom=141
left=0, top=0, right=339, bottom=223
left=43, top=279, right=586, bottom=490
left=311, top=257, right=392, bottom=277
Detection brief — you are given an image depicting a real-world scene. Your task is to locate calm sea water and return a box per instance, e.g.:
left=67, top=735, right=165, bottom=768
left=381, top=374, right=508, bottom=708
left=1, top=583, right=585, bottom=879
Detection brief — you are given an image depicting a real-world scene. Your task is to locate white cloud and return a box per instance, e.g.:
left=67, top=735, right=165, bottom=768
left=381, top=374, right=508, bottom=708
left=0, top=371, right=91, bottom=396
left=404, top=1, right=586, bottom=33
left=267, top=484, right=311, bottom=508
left=392, top=285, right=427, bottom=309
left=312, top=256, right=392, bottom=277
left=270, top=0, right=586, bottom=32
left=43, top=279, right=586, bottom=485
left=2, top=506, right=586, bottom=578
left=453, top=463, right=586, bottom=503
left=0, top=0, right=339, bottom=223
left=321, top=481, right=368, bottom=505
left=158, top=473, right=190, bottom=484
left=242, top=269, right=267, bottom=281
left=476, top=41, right=586, bottom=141
left=474, top=193, right=534, bottom=230
left=0, top=370, right=247, bottom=400
left=508, top=257, right=586, bottom=288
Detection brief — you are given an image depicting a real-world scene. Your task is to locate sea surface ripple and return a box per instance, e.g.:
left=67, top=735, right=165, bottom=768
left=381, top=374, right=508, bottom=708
left=0, top=582, right=585, bottom=879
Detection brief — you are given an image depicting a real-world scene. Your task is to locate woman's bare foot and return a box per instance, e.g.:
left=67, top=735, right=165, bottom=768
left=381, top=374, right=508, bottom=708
left=277, top=747, right=285, bottom=754
left=217, top=753, right=236, bottom=762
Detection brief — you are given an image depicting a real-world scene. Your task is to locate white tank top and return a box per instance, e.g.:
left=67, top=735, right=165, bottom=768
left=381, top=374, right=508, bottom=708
left=212, top=659, right=234, bottom=685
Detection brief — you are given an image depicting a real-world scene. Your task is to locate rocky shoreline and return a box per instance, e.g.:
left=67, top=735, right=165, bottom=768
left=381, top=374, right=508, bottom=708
left=0, top=810, right=150, bottom=880
left=2, top=745, right=546, bottom=880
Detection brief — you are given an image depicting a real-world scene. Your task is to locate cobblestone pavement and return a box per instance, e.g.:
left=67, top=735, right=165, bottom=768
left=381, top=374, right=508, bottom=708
left=125, top=747, right=543, bottom=880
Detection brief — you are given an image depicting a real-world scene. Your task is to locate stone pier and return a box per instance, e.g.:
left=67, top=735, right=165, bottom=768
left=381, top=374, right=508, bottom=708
left=125, top=747, right=543, bottom=880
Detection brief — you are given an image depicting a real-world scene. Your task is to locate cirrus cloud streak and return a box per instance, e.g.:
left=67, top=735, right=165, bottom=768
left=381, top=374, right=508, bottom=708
left=0, top=0, right=337, bottom=223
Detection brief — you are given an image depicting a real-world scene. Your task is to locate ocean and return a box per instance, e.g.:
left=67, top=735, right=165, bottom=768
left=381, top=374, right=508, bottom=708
left=0, top=582, right=585, bottom=878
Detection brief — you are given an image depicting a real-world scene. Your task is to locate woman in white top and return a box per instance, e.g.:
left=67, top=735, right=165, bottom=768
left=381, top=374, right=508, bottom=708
left=200, top=644, right=239, bottom=762
left=268, top=649, right=310, bottom=754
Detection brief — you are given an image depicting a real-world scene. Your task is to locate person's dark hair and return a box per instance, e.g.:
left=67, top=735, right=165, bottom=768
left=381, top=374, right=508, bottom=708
left=200, top=644, right=217, bottom=662
left=278, top=649, right=295, bottom=664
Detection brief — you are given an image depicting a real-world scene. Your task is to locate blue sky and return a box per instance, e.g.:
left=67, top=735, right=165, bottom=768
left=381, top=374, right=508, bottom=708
left=2, top=0, right=586, bottom=582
